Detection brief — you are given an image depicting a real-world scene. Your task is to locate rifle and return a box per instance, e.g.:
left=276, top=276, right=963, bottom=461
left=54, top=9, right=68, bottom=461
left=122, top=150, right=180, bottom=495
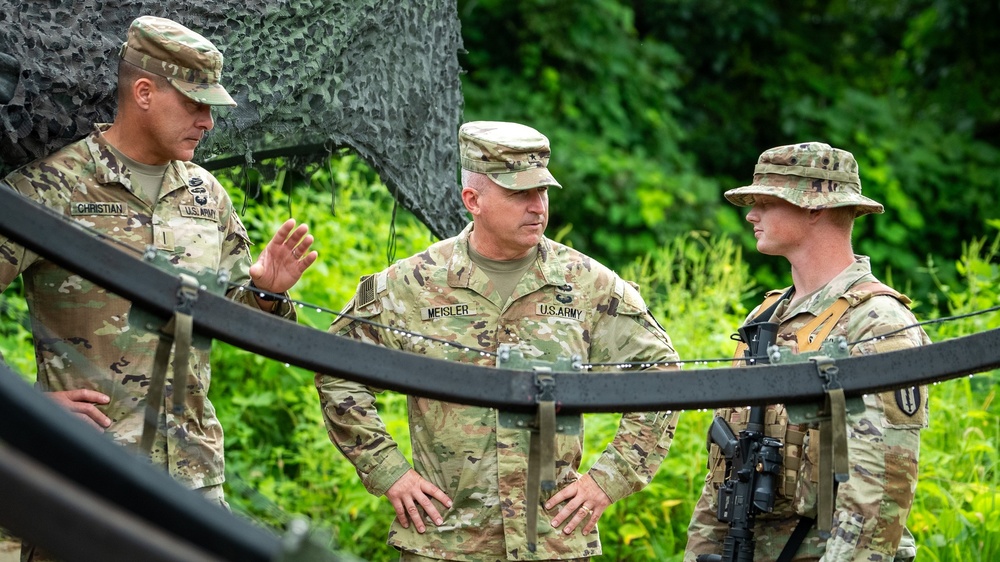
left=697, top=321, right=783, bottom=562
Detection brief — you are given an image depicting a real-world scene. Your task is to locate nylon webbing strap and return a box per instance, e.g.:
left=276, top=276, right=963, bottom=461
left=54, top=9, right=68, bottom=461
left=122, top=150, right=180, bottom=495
left=140, top=327, right=174, bottom=455
left=777, top=516, right=816, bottom=562
left=526, top=428, right=541, bottom=553
left=811, top=356, right=849, bottom=538
left=732, top=289, right=792, bottom=360
left=139, top=274, right=200, bottom=456
left=817, top=413, right=833, bottom=538
left=527, top=372, right=557, bottom=553
left=828, top=387, right=849, bottom=481
left=171, top=309, right=194, bottom=416
left=796, top=298, right=850, bottom=352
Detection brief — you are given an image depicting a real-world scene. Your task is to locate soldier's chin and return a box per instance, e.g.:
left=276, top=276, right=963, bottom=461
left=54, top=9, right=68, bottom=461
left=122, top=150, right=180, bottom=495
left=177, top=145, right=199, bottom=162
left=755, top=242, right=780, bottom=256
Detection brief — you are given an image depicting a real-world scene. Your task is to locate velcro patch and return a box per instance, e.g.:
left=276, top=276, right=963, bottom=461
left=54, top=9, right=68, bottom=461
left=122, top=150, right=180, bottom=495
left=179, top=205, right=219, bottom=221
left=880, top=385, right=928, bottom=427
left=357, top=274, right=376, bottom=309
left=421, top=303, right=475, bottom=320
left=537, top=303, right=584, bottom=321
left=71, top=201, right=126, bottom=216
left=153, top=229, right=175, bottom=251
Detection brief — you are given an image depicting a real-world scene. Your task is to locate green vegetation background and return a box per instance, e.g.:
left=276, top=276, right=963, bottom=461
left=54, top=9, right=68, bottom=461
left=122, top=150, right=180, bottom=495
left=206, top=165, right=994, bottom=561
left=1, top=0, right=998, bottom=559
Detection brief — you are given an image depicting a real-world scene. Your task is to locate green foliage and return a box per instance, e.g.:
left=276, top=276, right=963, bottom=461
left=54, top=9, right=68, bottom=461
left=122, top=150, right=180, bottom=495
left=210, top=154, right=434, bottom=555
left=459, top=0, right=718, bottom=265
left=0, top=277, right=35, bottom=383
left=6, top=1, right=1000, bottom=557
left=911, top=229, right=1000, bottom=561
left=580, top=234, right=756, bottom=559
left=2, top=160, right=997, bottom=558
left=620, top=233, right=755, bottom=361
left=459, top=0, right=1000, bottom=310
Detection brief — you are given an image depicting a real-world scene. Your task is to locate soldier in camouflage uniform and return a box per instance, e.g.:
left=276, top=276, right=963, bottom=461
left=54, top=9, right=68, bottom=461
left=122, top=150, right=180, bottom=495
left=684, top=143, right=930, bottom=561
left=0, top=15, right=317, bottom=561
left=316, top=121, right=681, bottom=561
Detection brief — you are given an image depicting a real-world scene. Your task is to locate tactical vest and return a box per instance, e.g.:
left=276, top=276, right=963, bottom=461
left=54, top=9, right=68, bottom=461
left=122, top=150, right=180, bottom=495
left=709, top=281, right=906, bottom=501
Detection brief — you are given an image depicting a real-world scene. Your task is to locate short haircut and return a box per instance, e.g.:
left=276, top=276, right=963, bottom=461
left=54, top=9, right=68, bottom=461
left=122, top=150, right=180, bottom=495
left=461, top=168, right=493, bottom=193
left=116, top=58, right=169, bottom=102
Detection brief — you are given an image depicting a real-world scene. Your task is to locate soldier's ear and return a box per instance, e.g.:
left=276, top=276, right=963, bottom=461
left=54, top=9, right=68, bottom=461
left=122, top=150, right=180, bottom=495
left=132, top=77, right=156, bottom=110
left=461, top=186, right=482, bottom=216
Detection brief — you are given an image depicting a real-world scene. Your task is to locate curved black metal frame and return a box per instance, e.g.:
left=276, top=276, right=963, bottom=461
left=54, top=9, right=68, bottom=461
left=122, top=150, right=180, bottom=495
left=2, top=182, right=999, bottom=561
left=1, top=184, right=998, bottom=415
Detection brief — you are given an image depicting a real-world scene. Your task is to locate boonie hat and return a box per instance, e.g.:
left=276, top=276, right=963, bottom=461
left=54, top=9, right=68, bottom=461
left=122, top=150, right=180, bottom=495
left=119, top=15, right=237, bottom=107
left=459, top=121, right=562, bottom=190
left=724, top=142, right=883, bottom=216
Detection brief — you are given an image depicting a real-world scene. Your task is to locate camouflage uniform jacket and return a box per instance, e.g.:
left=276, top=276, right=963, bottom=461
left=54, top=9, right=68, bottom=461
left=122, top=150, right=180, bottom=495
left=0, top=124, right=294, bottom=490
left=685, top=256, right=930, bottom=561
left=316, top=223, right=680, bottom=561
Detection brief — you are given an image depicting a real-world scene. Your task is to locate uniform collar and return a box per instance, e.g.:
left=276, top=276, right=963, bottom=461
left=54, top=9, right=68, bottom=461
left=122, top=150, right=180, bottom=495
left=447, top=222, right=566, bottom=289
left=778, top=255, right=876, bottom=319
left=84, top=123, right=199, bottom=200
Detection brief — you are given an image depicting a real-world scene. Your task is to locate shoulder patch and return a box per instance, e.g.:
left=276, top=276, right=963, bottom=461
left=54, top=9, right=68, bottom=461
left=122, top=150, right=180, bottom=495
left=880, top=385, right=928, bottom=427
left=355, top=271, right=388, bottom=310
left=357, top=274, right=377, bottom=309
left=894, top=387, right=922, bottom=416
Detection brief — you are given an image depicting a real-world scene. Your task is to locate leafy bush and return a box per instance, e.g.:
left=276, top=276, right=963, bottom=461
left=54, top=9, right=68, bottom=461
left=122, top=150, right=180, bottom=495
left=211, top=154, right=436, bottom=554
left=910, top=227, right=1000, bottom=561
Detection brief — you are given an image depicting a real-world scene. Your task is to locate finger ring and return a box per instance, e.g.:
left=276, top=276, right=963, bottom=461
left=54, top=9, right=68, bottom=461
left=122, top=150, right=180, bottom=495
left=579, top=505, right=593, bottom=516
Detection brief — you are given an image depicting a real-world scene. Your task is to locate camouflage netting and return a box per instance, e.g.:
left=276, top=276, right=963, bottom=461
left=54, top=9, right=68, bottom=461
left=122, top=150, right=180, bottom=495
left=0, top=0, right=466, bottom=239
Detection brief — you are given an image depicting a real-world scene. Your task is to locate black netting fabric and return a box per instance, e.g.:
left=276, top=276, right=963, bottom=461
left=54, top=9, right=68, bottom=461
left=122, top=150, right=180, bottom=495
left=0, top=0, right=466, bottom=238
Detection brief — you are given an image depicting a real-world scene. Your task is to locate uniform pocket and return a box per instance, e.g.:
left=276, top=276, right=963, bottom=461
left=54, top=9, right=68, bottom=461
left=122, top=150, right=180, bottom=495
left=792, top=428, right=820, bottom=518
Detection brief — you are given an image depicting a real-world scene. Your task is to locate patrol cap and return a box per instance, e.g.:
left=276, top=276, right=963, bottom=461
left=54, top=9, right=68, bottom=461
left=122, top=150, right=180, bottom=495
left=119, top=16, right=237, bottom=107
left=459, top=121, right=562, bottom=190
left=724, top=142, right=883, bottom=216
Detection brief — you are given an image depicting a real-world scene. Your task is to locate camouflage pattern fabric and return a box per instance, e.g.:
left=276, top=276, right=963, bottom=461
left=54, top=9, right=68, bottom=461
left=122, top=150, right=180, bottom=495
left=685, top=256, right=930, bottom=561
left=458, top=122, right=561, bottom=191
left=316, top=223, right=681, bottom=561
left=724, top=142, right=884, bottom=217
left=119, top=16, right=237, bottom=107
left=0, top=124, right=294, bottom=490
